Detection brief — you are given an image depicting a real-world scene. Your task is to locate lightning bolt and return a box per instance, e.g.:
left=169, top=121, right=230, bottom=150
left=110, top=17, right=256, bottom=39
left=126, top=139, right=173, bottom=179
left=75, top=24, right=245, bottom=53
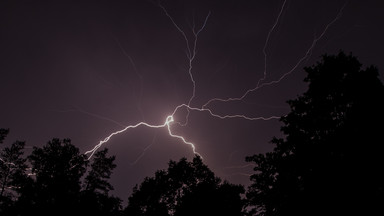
left=85, top=3, right=212, bottom=160
left=85, top=118, right=171, bottom=159
left=158, top=2, right=211, bottom=126
left=202, top=1, right=347, bottom=109
left=258, top=0, right=287, bottom=88
left=84, top=1, right=346, bottom=161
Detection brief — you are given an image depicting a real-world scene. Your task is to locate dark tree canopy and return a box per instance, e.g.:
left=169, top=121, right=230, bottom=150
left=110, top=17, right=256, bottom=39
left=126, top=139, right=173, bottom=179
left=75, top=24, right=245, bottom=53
left=0, top=141, right=28, bottom=197
left=0, top=137, right=121, bottom=216
left=84, top=148, right=117, bottom=194
left=1, top=134, right=245, bottom=216
left=17, top=138, right=88, bottom=215
left=80, top=148, right=122, bottom=216
left=125, top=156, right=246, bottom=216
left=0, top=129, right=29, bottom=214
left=246, top=52, right=384, bottom=216
left=0, top=128, right=9, bottom=144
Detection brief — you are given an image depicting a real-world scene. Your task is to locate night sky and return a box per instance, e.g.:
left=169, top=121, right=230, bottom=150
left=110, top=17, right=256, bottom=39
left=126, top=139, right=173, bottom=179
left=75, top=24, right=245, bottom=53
left=1, top=0, right=383, bottom=201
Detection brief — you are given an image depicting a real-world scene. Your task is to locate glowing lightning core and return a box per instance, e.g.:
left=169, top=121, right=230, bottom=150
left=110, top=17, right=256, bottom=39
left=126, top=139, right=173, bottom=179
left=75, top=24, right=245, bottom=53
left=85, top=4, right=212, bottom=160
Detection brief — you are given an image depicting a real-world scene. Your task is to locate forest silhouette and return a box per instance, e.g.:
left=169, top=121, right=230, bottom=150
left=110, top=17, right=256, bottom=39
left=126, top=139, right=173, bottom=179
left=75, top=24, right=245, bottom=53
left=1, top=51, right=383, bottom=215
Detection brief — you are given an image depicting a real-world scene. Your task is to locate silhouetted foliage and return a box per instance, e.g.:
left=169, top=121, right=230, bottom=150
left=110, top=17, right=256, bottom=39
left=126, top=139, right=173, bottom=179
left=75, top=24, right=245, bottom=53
left=0, top=141, right=28, bottom=195
left=0, top=128, right=9, bottom=144
left=0, top=138, right=122, bottom=216
left=0, top=129, right=29, bottom=215
left=80, top=148, right=122, bottom=216
left=1, top=132, right=245, bottom=216
left=15, top=138, right=88, bottom=215
left=246, top=52, right=384, bottom=215
left=124, top=156, right=246, bottom=216
left=84, top=148, right=117, bottom=194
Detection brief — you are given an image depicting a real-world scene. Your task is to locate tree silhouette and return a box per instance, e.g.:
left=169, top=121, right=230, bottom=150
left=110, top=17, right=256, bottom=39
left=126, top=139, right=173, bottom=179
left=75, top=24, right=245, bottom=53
left=84, top=148, right=117, bottom=193
left=124, top=156, right=246, bottom=216
left=80, top=148, right=122, bottom=216
left=0, top=129, right=29, bottom=215
left=0, top=132, right=121, bottom=216
left=16, top=138, right=88, bottom=215
left=0, top=141, right=28, bottom=197
left=0, top=128, right=9, bottom=144
left=246, top=52, right=384, bottom=215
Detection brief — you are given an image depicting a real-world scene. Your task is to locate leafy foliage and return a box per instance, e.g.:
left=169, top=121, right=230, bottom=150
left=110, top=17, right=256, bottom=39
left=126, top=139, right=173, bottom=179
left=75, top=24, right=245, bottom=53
left=246, top=52, right=384, bottom=215
left=125, top=156, right=246, bottom=216
left=0, top=128, right=9, bottom=144
left=0, top=136, right=121, bottom=216
left=0, top=141, right=28, bottom=197
left=0, top=134, right=245, bottom=216
left=84, top=148, right=117, bottom=194
left=81, top=148, right=122, bottom=216
left=0, top=130, right=29, bottom=214
left=21, top=139, right=88, bottom=215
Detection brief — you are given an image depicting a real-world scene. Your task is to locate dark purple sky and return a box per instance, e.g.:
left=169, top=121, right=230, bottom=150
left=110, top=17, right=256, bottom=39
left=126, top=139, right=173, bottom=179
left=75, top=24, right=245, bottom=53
left=1, top=0, right=383, bottom=201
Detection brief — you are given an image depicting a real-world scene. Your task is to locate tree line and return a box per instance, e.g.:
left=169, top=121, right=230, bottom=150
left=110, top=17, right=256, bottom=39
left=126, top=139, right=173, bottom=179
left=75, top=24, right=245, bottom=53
left=1, top=52, right=383, bottom=215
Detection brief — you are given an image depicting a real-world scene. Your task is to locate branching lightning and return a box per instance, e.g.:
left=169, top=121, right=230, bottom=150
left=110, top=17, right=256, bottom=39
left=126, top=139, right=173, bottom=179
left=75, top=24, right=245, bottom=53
left=258, top=0, right=287, bottom=88
left=85, top=119, right=170, bottom=159
left=84, top=1, right=346, bottom=162
left=158, top=2, right=210, bottom=126
left=85, top=3, right=212, bottom=160
left=203, top=1, right=347, bottom=110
